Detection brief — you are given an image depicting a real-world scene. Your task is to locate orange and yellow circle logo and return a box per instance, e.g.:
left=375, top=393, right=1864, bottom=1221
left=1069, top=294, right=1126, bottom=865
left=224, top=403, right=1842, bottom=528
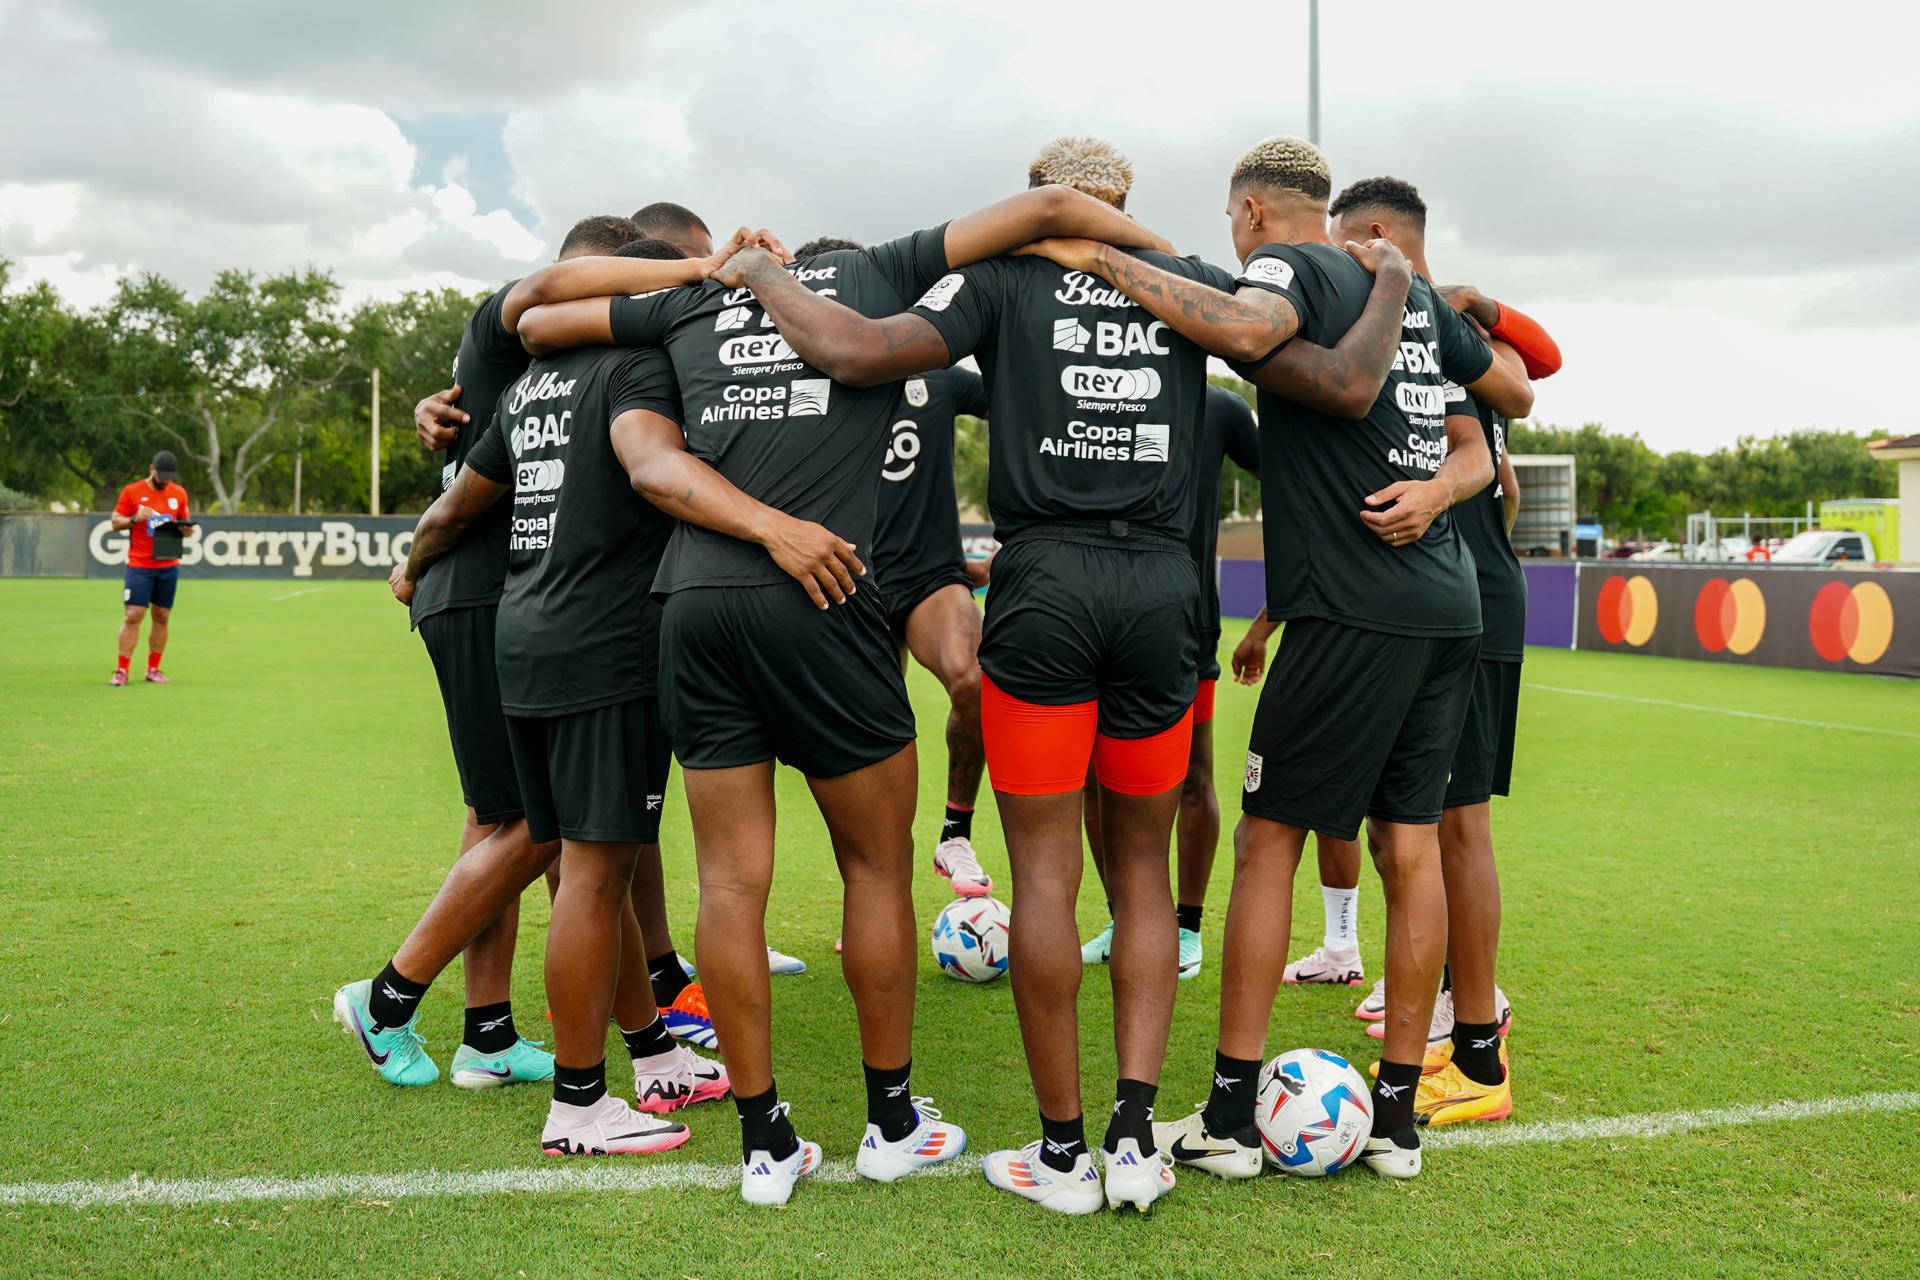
left=1808, top=581, right=1894, bottom=665
left=1596, top=574, right=1658, bottom=646
left=1693, top=578, right=1767, bottom=655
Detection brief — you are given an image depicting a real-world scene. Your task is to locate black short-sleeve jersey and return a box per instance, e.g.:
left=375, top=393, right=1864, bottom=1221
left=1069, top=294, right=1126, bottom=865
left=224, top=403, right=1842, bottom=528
left=872, top=366, right=986, bottom=594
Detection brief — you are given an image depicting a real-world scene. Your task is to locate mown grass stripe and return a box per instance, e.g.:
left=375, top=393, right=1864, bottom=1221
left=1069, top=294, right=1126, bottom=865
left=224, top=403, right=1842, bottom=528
left=1523, top=682, right=1920, bottom=739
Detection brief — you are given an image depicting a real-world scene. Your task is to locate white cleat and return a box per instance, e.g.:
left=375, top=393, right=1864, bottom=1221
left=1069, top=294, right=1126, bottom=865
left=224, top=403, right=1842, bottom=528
left=1283, top=944, right=1365, bottom=985
left=855, top=1097, right=967, bottom=1182
left=981, top=1139, right=1105, bottom=1215
left=1360, top=1128, right=1422, bottom=1179
left=933, top=836, right=993, bottom=898
left=1101, top=1138, right=1175, bottom=1212
left=1355, top=976, right=1388, bottom=1021
left=632, top=1044, right=731, bottom=1115
left=1153, top=1103, right=1263, bottom=1180
left=767, top=946, right=808, bottom=976
left=741, top=1137, right=824, bottom=1206
left=539, top=1093, right=689, bottom=1156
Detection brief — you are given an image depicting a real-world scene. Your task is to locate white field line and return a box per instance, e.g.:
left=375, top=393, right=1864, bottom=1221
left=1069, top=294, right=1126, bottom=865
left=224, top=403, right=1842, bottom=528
left=1523, top=682, right=1920, bottom=740
left=267, top=584, right=338, bottom=603
left=5, top=1091, right=1916, bottom=1210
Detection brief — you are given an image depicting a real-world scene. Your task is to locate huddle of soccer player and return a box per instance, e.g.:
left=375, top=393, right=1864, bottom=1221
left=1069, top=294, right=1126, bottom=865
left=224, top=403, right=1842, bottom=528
left=332, top=131, right=1560, bottom=1211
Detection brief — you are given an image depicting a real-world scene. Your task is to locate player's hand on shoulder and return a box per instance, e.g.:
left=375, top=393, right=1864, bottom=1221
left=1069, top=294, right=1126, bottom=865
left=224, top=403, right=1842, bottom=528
left=709, top=244, right=784, bottom=290
left=388, top=561, right=414, bottom=605
left=1342, top=238, right=1411, bottom=283
left=763, top=515, right=865, bottom=610
left=416, top=386, right=468, bottom=451
left=1011, top=237, right=1104, bottom=273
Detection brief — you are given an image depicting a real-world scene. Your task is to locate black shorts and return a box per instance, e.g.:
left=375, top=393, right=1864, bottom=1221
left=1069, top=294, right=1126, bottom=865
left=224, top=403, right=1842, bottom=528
left=1442, top=660, right=1522, bottom=808
left=978, top=527, right=1200, bottom=740
left=504, top=697, right=672, bottom=845
left=659, top=581, right=915, bottom=778
left=418, top=604, right=523, bottom=825
left=1198, top=626, right=1225, bottom=683
left=1241, top=617, right=1479, bottom=838
left=880, top=564, right=973, bottom=643
left=123, top=566, right=179, bottom=610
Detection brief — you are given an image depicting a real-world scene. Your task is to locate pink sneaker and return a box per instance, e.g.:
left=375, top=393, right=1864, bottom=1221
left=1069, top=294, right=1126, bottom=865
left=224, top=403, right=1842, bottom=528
left=144, top=669, right=171, bottom=684
left=1282, top=944, right=1365, bottom=985
left=933, top=837, right=992, bottom=898
left=109, top=669, right=129, bottom=687
left=1365, top=987, right=1511, bottom=1042
left=1355, top=977, right=1387, bottom=1020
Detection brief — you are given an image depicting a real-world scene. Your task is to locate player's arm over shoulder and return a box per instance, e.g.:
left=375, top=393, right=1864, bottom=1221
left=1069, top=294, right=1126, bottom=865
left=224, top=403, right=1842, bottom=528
left=1437, top=299, right=1533, bottom=420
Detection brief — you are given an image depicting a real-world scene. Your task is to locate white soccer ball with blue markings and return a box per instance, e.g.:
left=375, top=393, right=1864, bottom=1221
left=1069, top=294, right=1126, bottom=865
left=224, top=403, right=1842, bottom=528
left=930, top=897, right=1010, bottom=982
left=1255, top=1048, right=1374, bottom=1176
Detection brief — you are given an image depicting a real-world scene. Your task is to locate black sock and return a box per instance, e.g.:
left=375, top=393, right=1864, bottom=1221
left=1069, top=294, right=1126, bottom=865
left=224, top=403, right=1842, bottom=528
left=1103, top=1078, right=1158, bottom=1154
left=463, top=1001, right=516, bottom=1055
left=1203, top=1050, right=1262, bottom=1135
left=552, top=1059, right=607, bottom=1108
left=1441, top=963, right=1453, bottom=994
left=1451, top=1020, right=1505, bottom=1086
left=648, top=950, right=691, bottom=1008
left=1038, top=1110, right=1087, bottom=1172
left=736, top=1082, right=799, bottom=1162
left=1176, top=902, right=1202, bottom=933
left=863, top=1059, right=917, bottom=1142
left=942, top=804, right=974, bottom=841
left=368, top=961, right=429, bottom=1030
left=1372, top=1060, right=1422, bottom=1136
left=620, top=1015, right=675, bottom=1063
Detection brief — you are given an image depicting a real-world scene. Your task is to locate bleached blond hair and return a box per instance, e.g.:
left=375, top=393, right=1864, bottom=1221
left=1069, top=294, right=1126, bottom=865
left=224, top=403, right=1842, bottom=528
left=1028, top=135, right=1134, bottom=210
left=1229, top=136, right=1332, bottom=203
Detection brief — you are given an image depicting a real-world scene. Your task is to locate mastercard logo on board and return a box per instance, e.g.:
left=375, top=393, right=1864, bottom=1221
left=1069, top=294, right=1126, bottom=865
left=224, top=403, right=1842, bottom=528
left=1693, top=578, right=1766, bottom=655
left=1808, top=581, right=1894, bottom=665
left=1595, top=574, right=1658, bottom=646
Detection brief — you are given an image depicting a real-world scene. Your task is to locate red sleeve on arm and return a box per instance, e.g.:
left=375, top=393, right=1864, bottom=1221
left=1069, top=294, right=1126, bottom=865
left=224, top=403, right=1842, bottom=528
left=1488, top=303, right=1562, bottom=380
left=114, top=484, right=136, bottom=516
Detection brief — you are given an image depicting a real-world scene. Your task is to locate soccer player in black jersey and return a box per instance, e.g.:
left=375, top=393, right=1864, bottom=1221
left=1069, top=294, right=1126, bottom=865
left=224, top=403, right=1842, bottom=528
left=790, top=235, right=996, bottom=905
left=1330, top=177, right=1562, bottom=1127
left=333, top=215, right=647, bottom=1093
left=708, top=156, right=1411, bottom=1213
left=1012, top=136, right=1533, bottom=1180
left=511, top=186, right=1170, bottom=1206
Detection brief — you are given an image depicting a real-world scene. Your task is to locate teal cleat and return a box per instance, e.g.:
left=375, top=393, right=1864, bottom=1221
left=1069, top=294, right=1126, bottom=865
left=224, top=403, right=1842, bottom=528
left=450, top=1037, right=555, bottom=1090
left=1080, top=921, right=1114, bottom=965
left=332, top=979, right=439, bottom=1086
left=1178, top=927, right=1204, bottom=981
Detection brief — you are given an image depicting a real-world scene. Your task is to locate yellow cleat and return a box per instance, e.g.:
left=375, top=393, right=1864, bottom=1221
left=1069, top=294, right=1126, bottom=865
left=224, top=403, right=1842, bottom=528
left=1368, top=1039, right=1454, bottom=1079
left=1412, top=1045, right=1512, bottom=1127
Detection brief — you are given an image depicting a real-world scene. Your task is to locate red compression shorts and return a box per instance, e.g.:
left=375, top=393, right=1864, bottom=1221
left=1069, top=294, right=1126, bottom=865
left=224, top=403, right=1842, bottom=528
left=981, top=673, right=1194, bottom=796
left=1192, top=678, right=1217, bottom=725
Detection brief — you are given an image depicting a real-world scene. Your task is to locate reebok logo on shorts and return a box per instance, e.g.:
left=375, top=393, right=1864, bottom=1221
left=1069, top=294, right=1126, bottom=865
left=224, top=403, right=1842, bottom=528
left=1244, top=751, right=1263, bottom=792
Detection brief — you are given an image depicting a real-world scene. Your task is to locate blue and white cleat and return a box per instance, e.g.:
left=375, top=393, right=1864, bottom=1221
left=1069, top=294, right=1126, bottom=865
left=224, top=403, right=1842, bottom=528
left=767, top=946, right=807, bottom=976
left=1101, top=1137, right=1176, bottom=1211
left=332, top=978, right=438, bottom=1087
left=981, top=1139, right=1105, bottom=1214
left=449, top=1037, right=554, bottom=1089
left=855, top=1097, right=966, bottom=1182
left=741, top=1105, right=823, bottom=1207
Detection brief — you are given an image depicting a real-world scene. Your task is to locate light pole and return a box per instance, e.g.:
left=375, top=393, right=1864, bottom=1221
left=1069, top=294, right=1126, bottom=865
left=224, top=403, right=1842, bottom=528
left=1309, top=0, right=1321, bottom=146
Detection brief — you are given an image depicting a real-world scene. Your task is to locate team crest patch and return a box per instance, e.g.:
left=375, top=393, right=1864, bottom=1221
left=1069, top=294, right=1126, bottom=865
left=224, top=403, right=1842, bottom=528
left=1241, top=257, right=1295, bottom=290
left=1244, top=752, right=1263, bottom=792
left=915, top=273, right=964, bottom=312
left=904, top=378, right=929, bottom=407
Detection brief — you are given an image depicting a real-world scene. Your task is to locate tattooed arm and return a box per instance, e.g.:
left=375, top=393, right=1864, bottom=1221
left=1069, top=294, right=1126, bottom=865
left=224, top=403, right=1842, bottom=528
left=1247, top=240, right=1412, bottom=417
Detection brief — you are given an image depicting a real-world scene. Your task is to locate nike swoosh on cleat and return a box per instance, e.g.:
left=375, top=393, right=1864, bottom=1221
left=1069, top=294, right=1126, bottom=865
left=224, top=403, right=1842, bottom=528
left=469, top=1067, right=514, bottom=1079
left=348, top=1009, right=390, bottom=1066
left=1169, top=1135, right=1239, bottom=1163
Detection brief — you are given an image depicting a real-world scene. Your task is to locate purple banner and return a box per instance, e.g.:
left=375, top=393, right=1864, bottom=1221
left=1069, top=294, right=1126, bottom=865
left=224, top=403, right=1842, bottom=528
left=1523, top=563, right=1577, bottom=649
left=1219, top=558, right=1265, bottom=620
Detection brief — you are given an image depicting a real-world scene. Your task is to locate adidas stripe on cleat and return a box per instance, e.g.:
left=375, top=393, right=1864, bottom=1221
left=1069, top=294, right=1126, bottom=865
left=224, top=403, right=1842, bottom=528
left=1101, top=1138, right=1176, bottom=1212
left=741, top=1138, right=824, bottom=1206
left=981, top=1140, right=1105, bottom=1215
left=539, top=1094, right=689, bottom=1156
left=854, top=1097, right=967, bottom=1182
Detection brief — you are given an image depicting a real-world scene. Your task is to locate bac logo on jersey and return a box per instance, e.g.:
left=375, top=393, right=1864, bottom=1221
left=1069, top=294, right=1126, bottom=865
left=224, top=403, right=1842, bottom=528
left=516, top=459, right=566, bottom=493
left=883, top=419, right=920, bottom=482
left=916, top=273, right=965, bottom=312
left=904, top=378, right=929, bottom=408
left=1053, top=318, right=1091, bottom=353
left=1133, top=424, right=1170, bottom=463
left=1244, top=752, right=1264, bottom=793
left=788, top=378, right=831, bottom=417
left=1395, top=383, right=1447, bottom=417
left=1241, top=257, right=1295, bottom=290
left=1394, top=340, right=1441, bottom=374
left=1061, top=365, right=1162, bottom=401
left=714, top=305, right=755, bottom=332
left=719, top=334, right=796, bottom=366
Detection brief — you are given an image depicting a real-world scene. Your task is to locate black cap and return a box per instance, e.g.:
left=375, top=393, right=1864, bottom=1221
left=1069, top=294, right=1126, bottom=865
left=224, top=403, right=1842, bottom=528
left=151, top=450, right=177, bottom=482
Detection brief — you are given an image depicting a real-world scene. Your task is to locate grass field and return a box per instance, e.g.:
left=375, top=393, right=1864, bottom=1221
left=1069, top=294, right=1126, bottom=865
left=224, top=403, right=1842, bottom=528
left=2, top=578, right=1917, bottom=1279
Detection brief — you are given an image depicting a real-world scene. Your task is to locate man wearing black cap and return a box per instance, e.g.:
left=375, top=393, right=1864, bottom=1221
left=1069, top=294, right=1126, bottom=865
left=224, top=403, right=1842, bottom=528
left=109, top=451, right=194, bottom=686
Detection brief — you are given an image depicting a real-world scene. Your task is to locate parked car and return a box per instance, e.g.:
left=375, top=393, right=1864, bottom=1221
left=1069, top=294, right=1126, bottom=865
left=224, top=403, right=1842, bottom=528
left=1771, top=529, right=1877, bottom=564
left=1628, top=542, right=1683, bottom=562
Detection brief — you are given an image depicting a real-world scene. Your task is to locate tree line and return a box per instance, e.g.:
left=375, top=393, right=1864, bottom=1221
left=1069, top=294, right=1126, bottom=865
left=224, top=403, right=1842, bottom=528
left=0, top=259, right=1896, bottom=537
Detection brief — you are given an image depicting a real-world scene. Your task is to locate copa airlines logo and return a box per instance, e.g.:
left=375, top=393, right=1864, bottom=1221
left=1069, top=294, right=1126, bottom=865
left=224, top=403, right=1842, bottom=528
left=505, top=370, right=578, bottom=415
left=1241, top=257, right=1295, bottom=289
left=718, top=334, right=796, bottom=366
left=515, top=459, right=565, bottom=493
left=1054, top=271, right=1136, bottom=309
left=788, top=379, right=831, bottom=417
left=916, top=273, right=965, bottom=312
left=1133, top=424, right=1170, bottom=462
left=1061, top=365, right=1162, bottom=401
left=882, top=418, right=919, bottom=481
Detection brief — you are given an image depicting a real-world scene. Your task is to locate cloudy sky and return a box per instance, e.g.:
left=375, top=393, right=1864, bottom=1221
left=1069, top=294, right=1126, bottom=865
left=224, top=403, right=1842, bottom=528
left=2, top=0, right=1916, bottom=453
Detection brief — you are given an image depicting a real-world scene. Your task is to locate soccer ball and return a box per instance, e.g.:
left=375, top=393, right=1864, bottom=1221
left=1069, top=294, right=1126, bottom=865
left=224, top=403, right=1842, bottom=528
left=1254, top=1048, right=1373, bottom=1176
left=930, top=897, right=1010, bottom=982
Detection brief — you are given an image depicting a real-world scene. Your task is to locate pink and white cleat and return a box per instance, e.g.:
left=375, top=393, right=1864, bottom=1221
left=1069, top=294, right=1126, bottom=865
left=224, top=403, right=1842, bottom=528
left=144, top=669, right=171, bottom=684
left=1364, top=986, right=1512, bottom=1043
left=632, top=1044, right=731, bottom=1114
left=933, top=836, right=993, bottom=898
left=108, top=669, right=128, bottom=687
left=1283, top=944, right=1365, bottom=985
left=540, top=1093, right=689, bottom=1156
left=1356, top=977, right=1388, bottom=1021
